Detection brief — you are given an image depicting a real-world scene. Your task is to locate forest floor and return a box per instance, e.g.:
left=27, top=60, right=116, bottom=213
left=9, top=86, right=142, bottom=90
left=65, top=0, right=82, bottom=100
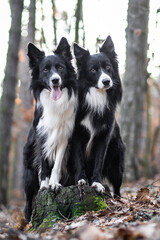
left=0, top=176, right=160, bottom=240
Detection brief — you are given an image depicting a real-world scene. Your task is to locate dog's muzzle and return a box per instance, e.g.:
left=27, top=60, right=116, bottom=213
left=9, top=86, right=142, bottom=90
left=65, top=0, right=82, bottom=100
left=98, top=73, right=113, bottom=90
left=102, top=78, right=111, bottom=88
left=50, top=74, right=62, bottom=101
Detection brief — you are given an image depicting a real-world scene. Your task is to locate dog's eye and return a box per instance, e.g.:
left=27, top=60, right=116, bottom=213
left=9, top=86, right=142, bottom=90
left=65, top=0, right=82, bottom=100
left=43, top=66, right=50, bottom=72
left=58, top=66, right=63, bottom=71
left=91, top=68, right=96, bottom=73
left=106, top=65, right=111, bottom=71
left=56, top=64, right=64, bottom=71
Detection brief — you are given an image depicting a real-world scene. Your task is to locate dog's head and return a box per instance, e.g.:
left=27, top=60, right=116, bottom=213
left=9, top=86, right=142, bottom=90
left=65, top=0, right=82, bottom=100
left=74, top=36, right=120, bottom=93
left=28, top=37, right=74, bottom=101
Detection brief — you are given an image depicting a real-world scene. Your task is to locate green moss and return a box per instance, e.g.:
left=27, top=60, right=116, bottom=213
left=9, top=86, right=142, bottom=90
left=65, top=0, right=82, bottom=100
left=28, top=227, right=34, bottom=233
left=37, top=212, right=61, bottom=230
left=38, top=216, right=55, bottom=229
left=32, top=186, right=110, bottom=230
left=93, top=197, right=107, bottom=210
left=72, top=194, right=107, bottom=217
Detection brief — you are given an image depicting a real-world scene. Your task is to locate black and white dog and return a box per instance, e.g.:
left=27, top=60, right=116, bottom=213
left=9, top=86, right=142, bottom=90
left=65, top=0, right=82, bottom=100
left=23, top=37, right=77, bottom=221
left=73, top=36, right=125, bottom=197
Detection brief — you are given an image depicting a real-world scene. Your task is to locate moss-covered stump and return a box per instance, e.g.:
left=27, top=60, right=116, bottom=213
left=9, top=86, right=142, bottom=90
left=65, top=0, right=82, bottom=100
left=32, top=185, right=111, bottom=229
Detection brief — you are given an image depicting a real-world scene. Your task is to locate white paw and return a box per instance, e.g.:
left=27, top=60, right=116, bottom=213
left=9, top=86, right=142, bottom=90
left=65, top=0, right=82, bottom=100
left=40, top=178, right=49, bottom=190
left=78, top=179, right=86, bottom=186
left=49, top=182, right=62, bottom=192
left=91, top=182, right=105, bottom=194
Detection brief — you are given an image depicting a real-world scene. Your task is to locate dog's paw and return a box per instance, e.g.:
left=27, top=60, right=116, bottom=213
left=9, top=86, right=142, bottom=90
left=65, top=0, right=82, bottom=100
left=91, top=182, right=105, bottom=194
left=40, top=179, right=49, bottom=190
left=77, top=179, right=87, bottom=200
left=78, top=179, right=87, bottom=186
left=49, top=182, right=62, bottom=193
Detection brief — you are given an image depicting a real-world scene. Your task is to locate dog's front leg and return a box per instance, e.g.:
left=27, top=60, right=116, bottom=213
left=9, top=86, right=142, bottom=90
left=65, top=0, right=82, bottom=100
left=91, top=137, right=109, bottom=194
left=73, top=140, right=87, bottom=185
left=73, top=140, right=88, bottom=200
left=49, top=141, right=67, bottom=193
left=39, top=158, right=51, bottom=190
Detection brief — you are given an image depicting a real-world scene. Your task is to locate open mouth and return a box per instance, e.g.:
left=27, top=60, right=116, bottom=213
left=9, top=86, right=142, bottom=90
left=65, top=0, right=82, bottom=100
left=51, top=85, right=62, bottom=101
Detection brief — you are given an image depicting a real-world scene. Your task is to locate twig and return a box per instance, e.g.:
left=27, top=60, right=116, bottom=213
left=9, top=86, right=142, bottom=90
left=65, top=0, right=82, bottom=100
left=57, top=209, right=69, bottom=221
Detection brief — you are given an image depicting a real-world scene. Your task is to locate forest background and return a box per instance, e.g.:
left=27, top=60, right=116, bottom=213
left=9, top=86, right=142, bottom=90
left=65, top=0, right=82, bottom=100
left=0, top=0, right=160, bottom=207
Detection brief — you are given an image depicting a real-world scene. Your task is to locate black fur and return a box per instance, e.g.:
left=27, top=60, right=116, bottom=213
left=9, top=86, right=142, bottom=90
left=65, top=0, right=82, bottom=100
left=23, top=37, right=77, bottom=222
left=72, top=36, right=125, bottom=197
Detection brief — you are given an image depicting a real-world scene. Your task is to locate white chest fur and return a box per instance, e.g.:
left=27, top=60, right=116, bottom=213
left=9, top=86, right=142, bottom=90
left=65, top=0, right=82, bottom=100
left=85, top=87, right=108, bottom=114
left=37, top=88, right=77, bottom=162
left=81, top=87, right=109, bottom=157
left=81, top=114, right=95, bottom=157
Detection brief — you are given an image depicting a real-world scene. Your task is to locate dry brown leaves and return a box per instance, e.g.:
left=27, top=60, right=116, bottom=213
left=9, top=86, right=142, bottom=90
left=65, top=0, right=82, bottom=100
left=0, top=177, right=160, bottom=240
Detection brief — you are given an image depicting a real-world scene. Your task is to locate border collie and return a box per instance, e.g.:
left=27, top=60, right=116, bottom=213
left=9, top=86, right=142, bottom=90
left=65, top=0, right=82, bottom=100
left=23, top=37, right=77, bottom=221
left=73, top=36, right=125, bottom=197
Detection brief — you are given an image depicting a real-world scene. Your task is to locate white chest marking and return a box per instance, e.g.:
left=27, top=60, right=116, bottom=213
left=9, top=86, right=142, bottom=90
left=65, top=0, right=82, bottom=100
left=80, top=87, right=108, bottom=157
left=81, top=114, right=95, bottom=157
left=37, top=88, right=77, bottom=163
left=85, top=87, right=108, bottom=114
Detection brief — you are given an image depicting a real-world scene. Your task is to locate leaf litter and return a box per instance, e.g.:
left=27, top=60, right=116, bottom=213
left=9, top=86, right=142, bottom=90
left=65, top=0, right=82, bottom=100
left=0, top=177, right=160, bottom=240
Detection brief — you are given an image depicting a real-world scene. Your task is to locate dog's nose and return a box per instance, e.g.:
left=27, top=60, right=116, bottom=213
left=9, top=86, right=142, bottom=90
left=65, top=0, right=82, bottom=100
left=52, top=78, right=59, bottom=85
left=102, top=78, right=110, bottom=86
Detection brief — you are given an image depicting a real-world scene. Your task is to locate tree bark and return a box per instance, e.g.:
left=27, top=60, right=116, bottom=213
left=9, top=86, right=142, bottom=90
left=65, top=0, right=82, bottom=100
left=75, top=0, right=85, bottom=46
left=32, top=185, right=111, bottom=229
left=51, top=0, right=57, bottom=46
left=11, top=0, right=36, bottom=201
left=119, top=0, right=149, bottom=181
left=0, top=0, right=23, bottom=205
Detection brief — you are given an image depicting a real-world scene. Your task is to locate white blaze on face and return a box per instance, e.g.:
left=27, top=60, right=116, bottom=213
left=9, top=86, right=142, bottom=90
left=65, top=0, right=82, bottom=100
left=49, top=73, right=62, bottom=85
left=50, top=73, right=62, bottom=101
left=97, top=70, right=113, bottom=89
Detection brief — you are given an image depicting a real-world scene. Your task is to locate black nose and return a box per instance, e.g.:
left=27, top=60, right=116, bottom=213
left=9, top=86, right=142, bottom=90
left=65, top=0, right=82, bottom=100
left=52, top=78, right=59, bottom=85
left=102, top=78, right=110, bottom=86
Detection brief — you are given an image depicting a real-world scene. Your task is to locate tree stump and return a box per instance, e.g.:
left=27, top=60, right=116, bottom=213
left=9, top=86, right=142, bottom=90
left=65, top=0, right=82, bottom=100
left=32, top=185, right=111, bottom=229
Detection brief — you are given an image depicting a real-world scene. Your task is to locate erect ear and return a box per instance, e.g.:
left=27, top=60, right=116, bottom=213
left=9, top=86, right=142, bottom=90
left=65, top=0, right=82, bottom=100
left=27, top=43, right=45, bottom=69
left=100, top=36, right=115, bottom=56
left=54, top=37, right=72, bottom=61
left=74, top=43, right=90, bottom=60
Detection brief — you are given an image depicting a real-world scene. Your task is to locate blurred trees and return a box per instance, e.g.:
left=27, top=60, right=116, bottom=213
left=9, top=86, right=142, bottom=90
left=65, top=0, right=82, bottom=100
left=75, top=0, right=85, bottom=45
left=10, top=0, right=36, bottom=201
left=120, top=0, right=150, bottom=181
left=0, top=0, right=160, bottom=205
left=0, top=0, right=23, bottom=205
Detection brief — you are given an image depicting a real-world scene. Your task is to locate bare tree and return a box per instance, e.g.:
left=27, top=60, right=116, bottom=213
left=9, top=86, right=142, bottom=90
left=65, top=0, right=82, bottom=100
left=0, top=0, right=23, bottom=205
left=51, top=0, right=57, bottom=46
left=10, top=0, right=36, bottom=201
left=120, top=0, right=150, bottom=181
left=74, top=0, right=85, bottom=46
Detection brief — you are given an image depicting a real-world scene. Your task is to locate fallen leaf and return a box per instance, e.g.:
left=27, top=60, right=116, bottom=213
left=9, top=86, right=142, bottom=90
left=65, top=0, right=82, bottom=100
left=76, top=225, right=107, bottom=240
left=135, top=188, right=150, bottom=202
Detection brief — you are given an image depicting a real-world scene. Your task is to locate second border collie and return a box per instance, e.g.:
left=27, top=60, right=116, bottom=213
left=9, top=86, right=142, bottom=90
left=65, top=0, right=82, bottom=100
left=73, top=36, right=125, bottom=197
left=23, top=37, right=77, bottom=221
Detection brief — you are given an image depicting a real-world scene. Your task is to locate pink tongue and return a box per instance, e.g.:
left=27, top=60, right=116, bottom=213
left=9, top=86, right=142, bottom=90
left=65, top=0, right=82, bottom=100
left=51, top=87, right=62, bottom=101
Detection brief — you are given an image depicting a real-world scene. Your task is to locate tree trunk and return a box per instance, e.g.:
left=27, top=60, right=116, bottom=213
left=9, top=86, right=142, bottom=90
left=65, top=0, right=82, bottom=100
left=119, top=0, right=149, bottom=181
left=0, top=0, right=23, bottom=205
left=32, top=185, right=111, bottom=230
left=75, top=0, right=85, bottom=46
left=51, top=0, right=57, bottom=46
left=11, top=0, right=36, bottom=201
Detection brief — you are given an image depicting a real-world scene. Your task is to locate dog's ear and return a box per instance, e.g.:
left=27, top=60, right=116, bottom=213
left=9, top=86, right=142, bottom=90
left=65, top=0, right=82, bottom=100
left=27, top=43, right=45, bottom=69
left=74, top=43, right=89, bottom=59
left=74, top=43, right=90, bottom=64
left=100, top=36, right=115, bottom=56
left=54, top=37, right=72, bottom=61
